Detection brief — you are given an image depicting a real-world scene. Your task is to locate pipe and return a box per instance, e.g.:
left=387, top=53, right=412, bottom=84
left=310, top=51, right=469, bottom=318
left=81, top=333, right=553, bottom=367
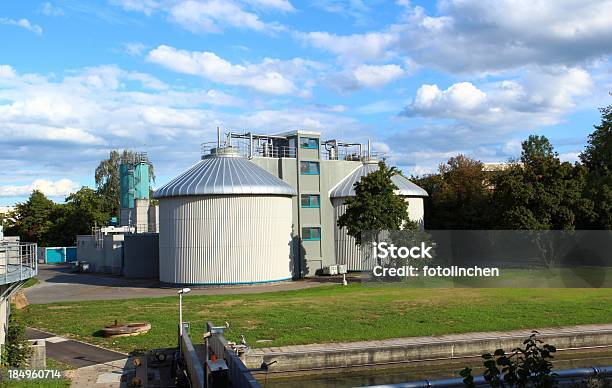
left=249, top=132, right=253, bottom=159
left=368, top=139, right=371, bottom=158
left=359, top=366, right=612, bottom=388
left=217, top=127, right=221, bottom=147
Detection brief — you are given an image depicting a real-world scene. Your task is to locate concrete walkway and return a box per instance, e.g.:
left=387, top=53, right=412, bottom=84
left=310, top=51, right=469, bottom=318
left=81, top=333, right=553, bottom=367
left=244, top=323, right=612, bottom=372
left=26, top=328, right=127, bottom=368
left=25, top=264, right=332, bottom=304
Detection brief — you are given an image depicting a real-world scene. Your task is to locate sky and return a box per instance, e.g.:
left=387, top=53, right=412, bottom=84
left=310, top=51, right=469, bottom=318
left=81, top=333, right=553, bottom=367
left=0, top=0, right=611, bottom=206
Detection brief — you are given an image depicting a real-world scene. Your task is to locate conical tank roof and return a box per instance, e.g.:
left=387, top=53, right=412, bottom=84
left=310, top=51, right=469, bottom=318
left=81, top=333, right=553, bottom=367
left=329, top=161, right=428, bottom=198
left=153, top=147, right=297, bottom=198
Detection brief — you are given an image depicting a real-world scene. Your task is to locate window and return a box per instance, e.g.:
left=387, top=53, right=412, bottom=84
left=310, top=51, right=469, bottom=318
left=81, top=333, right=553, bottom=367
left=300, top=137, right=319, bottom=149
left=301, top=194, right=320, bottom=208
left=302, top=227, right=321, bottom=241
left=300, top=161, right=320, bottom=175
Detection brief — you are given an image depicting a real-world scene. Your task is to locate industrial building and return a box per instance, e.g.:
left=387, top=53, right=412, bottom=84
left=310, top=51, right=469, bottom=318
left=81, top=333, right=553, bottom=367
left=76, top=153, right=158, bottom=274
left=153, top=130, right=428, bottom=282
left=75, top=129, right=427, bottom=284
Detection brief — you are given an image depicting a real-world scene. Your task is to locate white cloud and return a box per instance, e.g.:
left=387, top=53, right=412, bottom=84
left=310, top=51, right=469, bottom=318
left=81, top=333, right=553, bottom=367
left=403, top=66, right=593, bottom=129
left=0, top=179, right=79, bottom=197
left=147, top=45, right=318, bottom=95
left=124, top=42, right=147, bottom=56
left=113, top=0, right=286, bottom=34
left=352, top=64, right=404, bottom=88
left=297, top=30, right=398, bottom=63
left=0, top=65, right=17, bottom=79
left=298, top=1, right=612, bottom=74
left=326, top=64, right=405, bottom=91
left=393, top=0, right=612, bottom=73
left=40, top=2, right=64, bottom=16
left=170, top=0, right=267, bottom=33
left=245, top=0, right=295, bottom=12
left=0, top=18, right=43, bottom=35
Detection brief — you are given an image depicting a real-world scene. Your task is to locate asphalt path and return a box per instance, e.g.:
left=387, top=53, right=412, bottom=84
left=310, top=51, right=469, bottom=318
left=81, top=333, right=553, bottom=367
left=26, top=327, right=127, bottom=368
left=24, top=264, right=337, bottom=304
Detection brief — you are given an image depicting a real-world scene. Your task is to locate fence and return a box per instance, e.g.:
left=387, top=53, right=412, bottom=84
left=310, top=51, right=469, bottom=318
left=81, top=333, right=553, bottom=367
left=0, top=241, right=38, bottom=285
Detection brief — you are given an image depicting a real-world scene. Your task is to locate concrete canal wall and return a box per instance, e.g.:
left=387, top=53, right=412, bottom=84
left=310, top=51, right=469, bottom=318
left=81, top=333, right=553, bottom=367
left=243, top=324, right=612, bottom=373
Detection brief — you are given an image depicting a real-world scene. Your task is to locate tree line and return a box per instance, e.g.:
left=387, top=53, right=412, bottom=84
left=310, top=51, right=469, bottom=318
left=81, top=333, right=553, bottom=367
left=1, top=150, right=154, bottom=246
left=413, top=104, right=611, bottom=230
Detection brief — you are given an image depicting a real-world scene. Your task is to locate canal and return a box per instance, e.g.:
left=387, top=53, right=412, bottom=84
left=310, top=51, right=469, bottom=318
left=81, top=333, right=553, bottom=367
left=258, top=348, right=612, bottom=387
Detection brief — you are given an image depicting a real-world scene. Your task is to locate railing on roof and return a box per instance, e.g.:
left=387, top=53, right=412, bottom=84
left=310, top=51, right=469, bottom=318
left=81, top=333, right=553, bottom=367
left=0, top=241, right=37, bottom=286
left=320, top=148, right=388, bottom=161
left=201, top=140, right=297, bottom=159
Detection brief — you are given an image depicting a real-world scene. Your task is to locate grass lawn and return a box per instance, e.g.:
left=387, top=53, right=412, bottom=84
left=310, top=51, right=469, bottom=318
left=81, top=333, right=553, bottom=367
left=24, top=285, right=612, bottom=354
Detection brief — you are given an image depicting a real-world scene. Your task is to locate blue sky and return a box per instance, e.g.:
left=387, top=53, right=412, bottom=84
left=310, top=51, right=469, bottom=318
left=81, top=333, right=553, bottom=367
left=1, top=0, right=611, bottom=205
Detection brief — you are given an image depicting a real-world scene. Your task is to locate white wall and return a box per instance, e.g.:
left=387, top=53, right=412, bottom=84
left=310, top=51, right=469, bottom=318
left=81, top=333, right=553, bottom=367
left=159, top=195, right=294, bottom=285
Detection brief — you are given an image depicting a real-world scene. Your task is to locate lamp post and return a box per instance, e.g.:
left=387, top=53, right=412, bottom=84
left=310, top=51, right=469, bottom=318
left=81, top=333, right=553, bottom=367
left=178, top=288, right=191, bottom=338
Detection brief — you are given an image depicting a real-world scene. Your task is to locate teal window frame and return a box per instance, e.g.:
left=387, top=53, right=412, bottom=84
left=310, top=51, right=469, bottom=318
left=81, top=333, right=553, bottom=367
left=300, top=161, right=320, bottom=175
left=301, top=194, right=320, bottom=208
left=302, top=227, right=321, bottom=241
left=300, top=137, right=319, bottom=149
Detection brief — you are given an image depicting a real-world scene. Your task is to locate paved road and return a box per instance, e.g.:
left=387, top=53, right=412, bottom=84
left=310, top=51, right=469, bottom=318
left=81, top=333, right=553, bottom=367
left=26, top=328, right=127, bottom=368
left=24, top=264, right=335, bottom=304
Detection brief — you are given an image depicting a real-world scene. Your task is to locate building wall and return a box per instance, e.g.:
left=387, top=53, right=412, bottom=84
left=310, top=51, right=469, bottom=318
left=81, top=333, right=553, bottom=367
left=251, top=145, right=361, bottom=276
left=158, top=195, right=293, bottom=285
left=76, top=234, right=124, bottom=274
left=123, top=233, right=159, bottom=278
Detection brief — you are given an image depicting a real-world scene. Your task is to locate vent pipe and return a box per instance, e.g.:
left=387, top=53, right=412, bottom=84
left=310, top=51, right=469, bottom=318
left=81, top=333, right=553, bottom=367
left=217, top=127, right=221, bottom=147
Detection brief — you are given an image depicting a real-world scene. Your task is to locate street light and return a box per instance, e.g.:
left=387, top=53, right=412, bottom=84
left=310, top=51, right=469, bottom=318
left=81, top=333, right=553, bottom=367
left=178, top=288, right=191, bottom=338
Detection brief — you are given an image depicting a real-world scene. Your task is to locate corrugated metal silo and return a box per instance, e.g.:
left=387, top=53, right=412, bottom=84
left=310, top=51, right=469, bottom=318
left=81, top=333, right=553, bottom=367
left=330, top=160, right=428, bottom=271
left=153, top=147, right=297, bottom=285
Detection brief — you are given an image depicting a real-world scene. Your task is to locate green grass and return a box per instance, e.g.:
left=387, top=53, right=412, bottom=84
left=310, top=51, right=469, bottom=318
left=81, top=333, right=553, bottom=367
left=21, top=278, right=38, bottom=289
left=0, top=379, right=70, bottom=388
left=23, top=284, right=612, bottom=354
left=45, top=358, right=73, bottom=371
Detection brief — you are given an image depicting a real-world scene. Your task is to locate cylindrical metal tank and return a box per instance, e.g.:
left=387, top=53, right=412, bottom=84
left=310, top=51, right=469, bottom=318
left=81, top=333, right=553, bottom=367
left=119, top=163, right=134, bottom=209
left=153, top=147, right=297, bottom=285
left=133, top=162, right=150, bottom=200
left=330, top=160, right=428, bottom=271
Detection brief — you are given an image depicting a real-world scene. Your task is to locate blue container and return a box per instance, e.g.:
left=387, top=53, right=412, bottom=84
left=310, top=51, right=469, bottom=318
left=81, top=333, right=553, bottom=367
left=45, top=248, right=64, bottom=263
left=65, top=247, right=77, bottom=262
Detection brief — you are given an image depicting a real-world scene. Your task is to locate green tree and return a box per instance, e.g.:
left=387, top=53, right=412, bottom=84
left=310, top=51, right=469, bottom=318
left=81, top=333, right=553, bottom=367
left=337, top=162, right=413, bottom=246
left=580, top=104, right=612, bottom=228
left=414, top=155, right=491, bottom=229
left=491, top=135, right=593, bottom=230
left=95, top=150, right=155, bottom=216
left=6, top=190, right=56, bottom=245
left=46, top=188, right=110, bottom=246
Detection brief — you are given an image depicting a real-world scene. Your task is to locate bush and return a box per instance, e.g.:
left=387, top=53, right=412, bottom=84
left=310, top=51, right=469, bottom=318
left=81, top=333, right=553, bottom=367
left=461, top=331, right=557, bottom=387
left=2, top=308, right=31, bottom=367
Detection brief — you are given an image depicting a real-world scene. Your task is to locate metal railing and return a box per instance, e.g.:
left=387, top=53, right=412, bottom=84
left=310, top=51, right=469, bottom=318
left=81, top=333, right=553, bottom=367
left=180, top=323, right=205, bottom=388
left=206, top=322, right=261, bottom=388
left=0, top=241, right=37, bottom=285
left=201, top=140, right=297, bottom=159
